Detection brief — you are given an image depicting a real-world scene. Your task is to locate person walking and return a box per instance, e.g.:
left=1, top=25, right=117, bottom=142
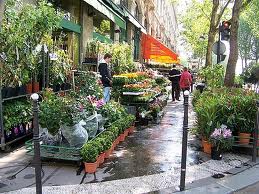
left=180, top=67, right=192, bottom=92
left=98, top=53, right=112, bottom=103
left=169, top=64, right=181, bottom=101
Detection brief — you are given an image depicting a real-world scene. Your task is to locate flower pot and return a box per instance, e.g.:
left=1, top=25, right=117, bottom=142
left=84, top=161, right=98, bottom=173
left=239, top=133, right=251, bottom=145
left=104, top=147, right=113, bottom=158
left=52, top=84, right=61, bottom=92
left=202, top=138, right=212, bottom=154
left=211, top=147, right=222, bottom=160
left=6, top=87, right=17, bottom=97
left=26, top=83, right=33, bottom=94
left=98, top=153, right=105, bottom=165
left=17, top=85, right=27, bottom=95
left=33, top=82, right=40, bottom=92
left=115, top=137, right=120, bottom=146
left=128, top=126, right=135, bottom=134
left=119, top=133, right=126, bottom=142
left=124, top=129, right=129, bottom=137
left=1, top=87, right=8, bottom=99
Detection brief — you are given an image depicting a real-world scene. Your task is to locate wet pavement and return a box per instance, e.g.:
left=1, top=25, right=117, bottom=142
left=0, top=98, right=251, bottom=193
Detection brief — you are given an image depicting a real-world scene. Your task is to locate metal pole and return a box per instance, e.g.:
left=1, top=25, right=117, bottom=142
left=180, top=90, right=190, bottom=191
left=217, top=25, right=221, bottom=64
left=252, top=100, right=259, bottom=162
left=31, top=93, right=42, bottom=194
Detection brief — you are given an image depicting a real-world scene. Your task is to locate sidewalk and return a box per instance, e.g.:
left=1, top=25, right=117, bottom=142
left=0, top=99, right=256, bottom=194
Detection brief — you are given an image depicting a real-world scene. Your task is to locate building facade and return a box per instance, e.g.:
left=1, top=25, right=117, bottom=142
left=24, top=0, right=179, bottom=66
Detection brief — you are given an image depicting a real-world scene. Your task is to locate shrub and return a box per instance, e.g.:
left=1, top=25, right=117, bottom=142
left=81, top=143, right=99, bottom=163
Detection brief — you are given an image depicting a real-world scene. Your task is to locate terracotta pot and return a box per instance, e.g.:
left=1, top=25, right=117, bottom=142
left=202, top=138, right=212, bottom=154
left=239, top=133, right=251, bottom=145
left=26, top=83, right=33, bottom=94
left=33, top=82, right=40, bottom=92
left=119, top=133, right=126, bottom=142
left=98, top=153, right=105, bottom=166
left=84, top=161, right=98, bottom=173
left=211, top=147, right=222, bottom=160
left=128, top=126, right=135, bottom=134
left=124, top=128, right=129, bottom=137
left=115, top=137, right=120, bottom=146
left=104, top=147, right=113, bottom=158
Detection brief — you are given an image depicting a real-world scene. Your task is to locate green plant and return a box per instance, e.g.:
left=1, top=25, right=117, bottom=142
left=97, top=100, right=127, bottom=127
left=91, top=139, right=104, bottom=154
left=3, top=99, right=32, bottom=131
left=0, top=0, right=62, bottom=87
left=198, top=65, right=225, bottom=89
left=75, top=71, right=103, bottom=99
left=95, top=137, right=112, bottom=151
left=209, top=125, right=233, bottom=151
left=39, top=89, right=64, bottom=135
left=81, top=143, right=99, bottom=162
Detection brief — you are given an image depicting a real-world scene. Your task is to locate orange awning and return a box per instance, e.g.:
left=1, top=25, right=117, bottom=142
left=142, top=34, right=180, bottom=64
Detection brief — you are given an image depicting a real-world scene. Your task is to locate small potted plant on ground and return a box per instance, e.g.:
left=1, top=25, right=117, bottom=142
left=209, top=125, right=233, bottom=160
left=91, top=140, right=104, bottom=167
left=81, top=143, right=99, bottom=173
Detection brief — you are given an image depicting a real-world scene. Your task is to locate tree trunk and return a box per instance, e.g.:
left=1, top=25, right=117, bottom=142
left=205, top=0, right=219, bottom=67
left=224, top=0, right=243, bottom=87
left=241, top=57, right=244, bottom=72
left=0, top=0, right=5, bottom=28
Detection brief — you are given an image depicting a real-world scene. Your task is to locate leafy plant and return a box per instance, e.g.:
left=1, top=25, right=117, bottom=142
left=3, top=99, right=32, bottom=131
left=95, top=137, right=112, bottom=152
left=209, top=125, right=233, bottom=151
left=198, top=65, right=225, bottom=89
left=81, top=143, right=99, bottom=162
left=0, top=0, right=62, bottom=87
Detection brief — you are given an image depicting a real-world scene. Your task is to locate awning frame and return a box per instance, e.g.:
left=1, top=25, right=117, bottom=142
left=84, top=0, right=126, bottom=29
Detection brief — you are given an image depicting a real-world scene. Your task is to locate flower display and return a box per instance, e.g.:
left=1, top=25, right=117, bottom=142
left=210, top=125, right=233, bottom=151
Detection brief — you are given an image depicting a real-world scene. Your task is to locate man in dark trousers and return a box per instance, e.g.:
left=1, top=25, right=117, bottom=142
left=98, top=53, right=112, bottom=103
left=169, top=64, right=181, bottom=101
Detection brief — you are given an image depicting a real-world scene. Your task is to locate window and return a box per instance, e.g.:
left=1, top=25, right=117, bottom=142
left=120, top=0, right=128, bottom=8
left=135, top=2, right=140, bottom=21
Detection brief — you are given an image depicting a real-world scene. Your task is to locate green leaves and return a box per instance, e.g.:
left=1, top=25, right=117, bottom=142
left=0, top=0, right=62, bottom=86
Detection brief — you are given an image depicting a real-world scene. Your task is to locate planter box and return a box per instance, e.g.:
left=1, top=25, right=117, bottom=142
left=97, top=153, right=105, bottom=166
left=119, top=133, right=126, bottom=142
left=104, top=147, right=113, bottom=158
left=84, top=161, right=98, bottom=173
left=128, top=126, right=135, bottom=134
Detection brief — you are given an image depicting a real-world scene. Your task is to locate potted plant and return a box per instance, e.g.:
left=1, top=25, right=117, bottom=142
left=91, top=140, right=104, bottom=167
left=209, top=125, right=233, bottom=160
left=81, top=143, right=99, bottom=173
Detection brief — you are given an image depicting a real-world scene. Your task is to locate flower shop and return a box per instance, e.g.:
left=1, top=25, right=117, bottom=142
left=0, top=0, right=170, bottom=173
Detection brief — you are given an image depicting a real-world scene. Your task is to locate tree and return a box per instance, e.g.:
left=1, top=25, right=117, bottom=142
left=238, top=18, right=253, bottom=70
left=224, top=0, right=252, bottom=87
left=180, top=0, right=231, bottom=67
left=0, top=0, right=5, bottom=27
left=205, top=0, right=231, bottom=67
left=180, top=0, right=211, bottom=59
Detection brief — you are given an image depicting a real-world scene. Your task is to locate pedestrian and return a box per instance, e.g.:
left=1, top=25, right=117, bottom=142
left=98, top=53, right=112, bottom=103
left=180, top=67, right=192, bottom=92
left=169, top=64, right=181, bottom=101
left=188, top=69, right=194, bottom=92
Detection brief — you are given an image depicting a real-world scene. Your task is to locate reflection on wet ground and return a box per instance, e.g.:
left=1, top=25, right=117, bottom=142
left=85, top=100, right=203, bottom=182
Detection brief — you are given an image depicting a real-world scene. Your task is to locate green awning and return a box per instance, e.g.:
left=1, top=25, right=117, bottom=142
left=84, top=0, right=126, bottom=29
left=93, top=32, right=113, bottom=43
left=60, top=19, right=81, bottom=34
